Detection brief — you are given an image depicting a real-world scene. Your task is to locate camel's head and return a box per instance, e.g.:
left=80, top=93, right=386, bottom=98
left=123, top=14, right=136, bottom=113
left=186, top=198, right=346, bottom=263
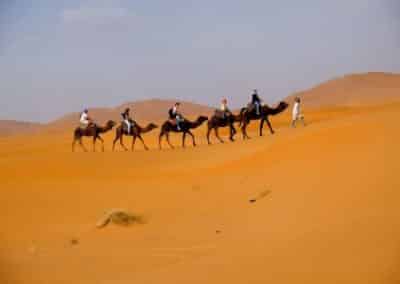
left=106, top=120, right=117, bottom=128
left=198, top=116, right=208, bottom=124
left=278, top=101, right=289, bottom=111
left=148, top=123, right=158, bottom=130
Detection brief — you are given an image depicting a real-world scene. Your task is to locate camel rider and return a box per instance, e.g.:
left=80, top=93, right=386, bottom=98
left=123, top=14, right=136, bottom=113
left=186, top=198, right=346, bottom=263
left=121, top=107, right=133, bottom=134
left=79, top=109, right=93, bottom=129
left=251, top=89, right=262, bottom=115
left=220, top=98, right=232, bottom=119
left=168, top=102, right=183, bottom=131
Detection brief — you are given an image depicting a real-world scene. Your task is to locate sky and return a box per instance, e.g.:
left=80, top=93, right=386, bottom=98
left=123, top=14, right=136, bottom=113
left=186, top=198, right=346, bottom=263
left=1, top=0, right=400, bottom=122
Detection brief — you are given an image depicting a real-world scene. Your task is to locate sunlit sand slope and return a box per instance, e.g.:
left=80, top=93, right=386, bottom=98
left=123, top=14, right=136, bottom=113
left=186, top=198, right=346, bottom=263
left=0, top=102, right=399, bottom=284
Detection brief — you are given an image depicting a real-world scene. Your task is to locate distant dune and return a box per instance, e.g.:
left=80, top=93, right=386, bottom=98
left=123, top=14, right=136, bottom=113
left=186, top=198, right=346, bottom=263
left=286, top=72, right=400, bottom=108
left=0, top=120, right=42, bottom=137
left=46, top=99, right=214, bottom=130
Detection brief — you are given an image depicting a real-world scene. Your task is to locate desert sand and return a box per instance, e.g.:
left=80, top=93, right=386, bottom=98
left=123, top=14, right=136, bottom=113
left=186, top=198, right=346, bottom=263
left=1, top=74, right=399, bottom=284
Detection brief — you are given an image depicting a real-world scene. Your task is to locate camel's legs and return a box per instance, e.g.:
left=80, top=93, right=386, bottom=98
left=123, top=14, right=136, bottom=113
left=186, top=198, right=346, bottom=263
left=241, top=118, right=250, bottom=140
left=182, top=132, right=187, bottom=147
left=159, top=132, right=164, bottom=149
left=137, top=135, right=148, bottom=150
left=229, top=124, right=236, bottom=141
left=166, top=133, right=174, bottom=149
left=92, top=136, right=97, bottom=152
left=259, top=118, right=265, bottom=136
left=72, top=138, right=76, bottom=152
left=266, top=117, right=274, bottom=134
left=232, top=124, right=237, bottom=135
left=214, top=128, right=224, bottom=143
left=79, top=138, right=88, bottom=152
left=112, top=137, right=118, bottom=151
left=131, top=136, right=137, bottom=151
left=206, top=127, right=212, bottom=145
left=241, top=121, right=250, bottom=140
left=187, top=130, right=196, bottom=146
left=96, top=135, right=105, bottom=152
left=120, top=135, right=128, bottom=151
left=112, top=131, right=121, bottom=151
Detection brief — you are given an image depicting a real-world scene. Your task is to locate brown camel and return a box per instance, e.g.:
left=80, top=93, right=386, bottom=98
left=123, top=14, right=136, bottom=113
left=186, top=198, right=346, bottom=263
left=72, top=120, right=116, bottom=152
left=112, top=121, right=158, bottom=151
left=206, top=112, right=241, bottom=144
left=239, top=101, right=288, bottom=139
left=159, top=116, right=208, bottom=149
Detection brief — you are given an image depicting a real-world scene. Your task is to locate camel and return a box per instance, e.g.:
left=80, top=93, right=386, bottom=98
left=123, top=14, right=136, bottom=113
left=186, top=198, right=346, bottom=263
left=112, top=121, right=158, bottom=151
left=206, top=112, right=241, bottom=144
left=239, top=101, right=288, bottom=139
left=159, top=116, right=208, bottom=149
left=72, top=120, right=116, bottom=152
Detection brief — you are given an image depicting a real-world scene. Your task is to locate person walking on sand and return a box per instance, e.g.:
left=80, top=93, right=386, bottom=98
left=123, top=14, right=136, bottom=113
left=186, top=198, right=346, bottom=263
left=291, top=97, right=306, bottom=127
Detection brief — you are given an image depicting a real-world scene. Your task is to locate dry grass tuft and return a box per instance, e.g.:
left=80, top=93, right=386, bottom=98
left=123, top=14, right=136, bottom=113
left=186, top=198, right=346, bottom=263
left=96, top=209, right=145, bottom=229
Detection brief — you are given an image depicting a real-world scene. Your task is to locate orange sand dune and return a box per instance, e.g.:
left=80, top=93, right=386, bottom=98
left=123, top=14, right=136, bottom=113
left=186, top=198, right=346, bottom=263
left=287, top=72, right=400, bottom=108
left=1, top=99, right=399, bottom=284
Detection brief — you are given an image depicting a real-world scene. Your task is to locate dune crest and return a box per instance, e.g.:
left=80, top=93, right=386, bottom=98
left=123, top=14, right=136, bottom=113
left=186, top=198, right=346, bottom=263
left=287, top=72, right=400, bottom=107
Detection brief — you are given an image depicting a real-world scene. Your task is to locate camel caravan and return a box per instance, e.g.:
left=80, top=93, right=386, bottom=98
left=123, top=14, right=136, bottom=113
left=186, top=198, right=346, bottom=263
left=72, top=90, right=290, bottom=152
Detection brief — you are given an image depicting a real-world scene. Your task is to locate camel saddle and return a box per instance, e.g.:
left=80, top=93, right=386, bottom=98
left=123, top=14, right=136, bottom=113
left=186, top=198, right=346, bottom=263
left=79, top=122, right=95, bottom=130
left=169, top=118, right=185, bottom=131
left=246, top=103, right=257, bottom=113
left=244, top=103, right=264, bottom=117
left=122, top=119, right=136, bottom=134
left=214, top=109, right=227, bottom=120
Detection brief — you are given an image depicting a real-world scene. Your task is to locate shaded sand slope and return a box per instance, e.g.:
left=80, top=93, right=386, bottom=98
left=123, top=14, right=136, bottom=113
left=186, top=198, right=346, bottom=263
left=3, top=98, right=291, bottom=138
left=0, top=102, right=399, bottom=284
left=0, top=120, right=42, bottom=137
left=0, top=99, right=212, bottom=136
left=286, top=72, right=400, bottom=108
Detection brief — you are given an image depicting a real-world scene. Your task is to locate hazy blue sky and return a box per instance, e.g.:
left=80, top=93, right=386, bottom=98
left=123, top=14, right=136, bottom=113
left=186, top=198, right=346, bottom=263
left=1, top=0, right=399, bottom=122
